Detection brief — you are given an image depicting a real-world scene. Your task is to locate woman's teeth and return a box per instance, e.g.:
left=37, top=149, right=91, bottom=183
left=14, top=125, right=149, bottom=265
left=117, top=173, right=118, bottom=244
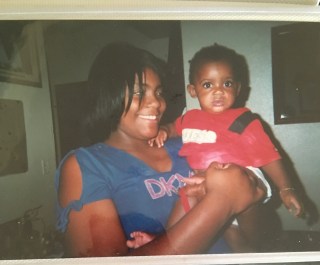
left=140, top=115, right=157, bottom=120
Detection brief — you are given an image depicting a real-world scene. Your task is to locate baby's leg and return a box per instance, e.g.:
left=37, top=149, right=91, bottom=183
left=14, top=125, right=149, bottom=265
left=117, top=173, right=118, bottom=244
left=220, top=165, right=267, bottom=251
left=223, top=223, right=256, bottom=253
left=236, top=205, right=261, bottom=248
left=126, top=231, right=155, bottom=249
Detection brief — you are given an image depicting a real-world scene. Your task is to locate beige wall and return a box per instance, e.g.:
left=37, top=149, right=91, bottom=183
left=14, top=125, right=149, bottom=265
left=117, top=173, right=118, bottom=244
left=0, top=22, right=56, bottom=226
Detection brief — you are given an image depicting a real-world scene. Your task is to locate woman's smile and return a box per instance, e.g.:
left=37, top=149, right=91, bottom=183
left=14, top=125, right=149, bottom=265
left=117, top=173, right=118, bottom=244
left=138, top=114, right=160, bottom=121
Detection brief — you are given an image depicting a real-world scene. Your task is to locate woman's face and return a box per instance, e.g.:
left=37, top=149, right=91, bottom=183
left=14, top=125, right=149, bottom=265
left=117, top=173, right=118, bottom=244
left=118, top=68, right=166, bottom=141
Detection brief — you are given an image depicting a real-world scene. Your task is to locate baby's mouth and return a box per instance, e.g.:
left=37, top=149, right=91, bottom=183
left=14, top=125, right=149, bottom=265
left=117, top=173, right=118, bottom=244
left=212, top=99, right=224, bottom=107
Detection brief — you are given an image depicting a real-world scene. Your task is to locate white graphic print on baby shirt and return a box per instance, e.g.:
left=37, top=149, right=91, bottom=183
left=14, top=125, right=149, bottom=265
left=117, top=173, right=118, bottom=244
left=182, top=128, right=217, bottom=144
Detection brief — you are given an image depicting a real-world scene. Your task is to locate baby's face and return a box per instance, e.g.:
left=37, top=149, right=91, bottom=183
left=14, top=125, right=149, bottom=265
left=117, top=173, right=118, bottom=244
left=188, top=60, right=240, bottom=114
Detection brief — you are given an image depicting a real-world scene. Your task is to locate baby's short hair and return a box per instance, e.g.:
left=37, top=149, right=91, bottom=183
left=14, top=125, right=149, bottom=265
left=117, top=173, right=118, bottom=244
left=188, top=43, right=246, bottom=84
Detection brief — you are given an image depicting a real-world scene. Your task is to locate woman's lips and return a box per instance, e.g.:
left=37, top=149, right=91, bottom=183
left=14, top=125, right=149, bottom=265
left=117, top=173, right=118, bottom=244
left=139, top=114, right=159, bottom=121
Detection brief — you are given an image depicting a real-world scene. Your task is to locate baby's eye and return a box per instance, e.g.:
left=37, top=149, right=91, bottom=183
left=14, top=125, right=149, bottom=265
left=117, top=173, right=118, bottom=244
left=202, top=82, right=212, bottom=89
left=224, top=80, right=234, bottom=88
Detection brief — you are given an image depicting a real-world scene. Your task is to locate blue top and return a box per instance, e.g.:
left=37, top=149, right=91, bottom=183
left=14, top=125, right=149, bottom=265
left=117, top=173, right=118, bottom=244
left=55, top=137, right=231, bottom=254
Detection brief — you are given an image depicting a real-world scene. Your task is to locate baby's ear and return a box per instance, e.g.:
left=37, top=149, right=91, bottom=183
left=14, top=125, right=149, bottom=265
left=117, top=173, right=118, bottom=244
left=187, top=84, right=197, bottom=98
left=236, top=83, right=242, bottom=96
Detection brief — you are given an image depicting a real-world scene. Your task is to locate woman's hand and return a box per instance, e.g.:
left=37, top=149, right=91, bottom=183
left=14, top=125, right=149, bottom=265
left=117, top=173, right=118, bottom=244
left=181, top=172, right=205, bottom=201
left=182, top=163, right=231, bottom=200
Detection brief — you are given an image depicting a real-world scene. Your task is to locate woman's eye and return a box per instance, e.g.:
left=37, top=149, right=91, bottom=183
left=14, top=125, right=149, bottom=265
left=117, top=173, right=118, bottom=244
left=203, top=82, right=212, bottom=89
left=133, top=89, right=145, bottom=96
left=156, top=89, right=163, bottom=96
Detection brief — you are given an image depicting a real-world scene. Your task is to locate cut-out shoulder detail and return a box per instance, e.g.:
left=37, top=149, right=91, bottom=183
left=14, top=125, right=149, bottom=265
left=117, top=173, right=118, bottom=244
left=59, top=154, right=83, bottom=208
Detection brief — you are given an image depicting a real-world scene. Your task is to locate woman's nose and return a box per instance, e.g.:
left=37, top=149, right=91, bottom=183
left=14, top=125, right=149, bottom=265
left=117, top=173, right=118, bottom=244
left=145, top=91, right=161, bottom=107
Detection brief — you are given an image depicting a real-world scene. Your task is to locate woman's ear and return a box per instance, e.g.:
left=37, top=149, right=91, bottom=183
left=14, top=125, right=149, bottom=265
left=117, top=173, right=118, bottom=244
left=187, top=84, right=197, bottom=98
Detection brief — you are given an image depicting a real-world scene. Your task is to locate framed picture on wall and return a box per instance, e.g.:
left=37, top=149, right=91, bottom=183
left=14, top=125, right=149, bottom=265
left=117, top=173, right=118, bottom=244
left=0, top=21, right=41, bottom=87
left=272, top=22, right=320, bottom=124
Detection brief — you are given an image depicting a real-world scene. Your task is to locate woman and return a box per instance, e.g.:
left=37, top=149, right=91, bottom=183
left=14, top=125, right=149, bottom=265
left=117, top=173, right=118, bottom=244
left=55, top=42, right=267, bottom=257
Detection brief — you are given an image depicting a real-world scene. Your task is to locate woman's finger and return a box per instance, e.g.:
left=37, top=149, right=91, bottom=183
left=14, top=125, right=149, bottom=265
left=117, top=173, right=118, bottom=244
left=182, top=176, right=205, bottom=185
left=182, top=183, right=206, bottom=198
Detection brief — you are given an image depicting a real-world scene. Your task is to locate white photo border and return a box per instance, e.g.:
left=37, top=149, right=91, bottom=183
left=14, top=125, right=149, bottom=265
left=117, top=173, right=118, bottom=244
left=0, top=1, right=319, bottom=265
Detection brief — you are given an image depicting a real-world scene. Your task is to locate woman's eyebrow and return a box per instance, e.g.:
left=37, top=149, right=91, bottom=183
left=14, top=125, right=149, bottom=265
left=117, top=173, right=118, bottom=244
left=140, top=82, right=163, bottom=88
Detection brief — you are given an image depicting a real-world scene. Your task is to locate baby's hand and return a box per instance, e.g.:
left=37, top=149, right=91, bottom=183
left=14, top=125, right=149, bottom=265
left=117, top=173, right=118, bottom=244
left=148, top=128, right=168, bottom=148
left=126, top=231, right=156, bottom=249
left=280, top=188, right=304, bottom=217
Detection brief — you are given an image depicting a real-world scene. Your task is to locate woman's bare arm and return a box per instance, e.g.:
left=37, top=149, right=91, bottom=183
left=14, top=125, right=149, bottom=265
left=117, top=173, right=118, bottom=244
left=59, top=155, right=128, bottom=257
left=59, top=158, right=265, bottom=256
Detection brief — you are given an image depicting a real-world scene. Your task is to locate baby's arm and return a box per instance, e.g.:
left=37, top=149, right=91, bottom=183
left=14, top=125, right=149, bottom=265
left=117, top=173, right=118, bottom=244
left=149, top=122, right=178, bottom=148
left=262, top=160, right=304, bottom=217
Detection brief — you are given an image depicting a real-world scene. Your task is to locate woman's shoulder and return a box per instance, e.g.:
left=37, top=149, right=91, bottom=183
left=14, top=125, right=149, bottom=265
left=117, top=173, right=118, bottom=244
left=74, top=143, right=144, bottom=173
left=55, top=143, right=117, bottom=204
left=164, top=137, right=184, bottom=159
left=70, top=143, right=115, bottom=161
left=165, top=137, right=183, bottom=150
left=56, top=143, right=114, bottom=175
